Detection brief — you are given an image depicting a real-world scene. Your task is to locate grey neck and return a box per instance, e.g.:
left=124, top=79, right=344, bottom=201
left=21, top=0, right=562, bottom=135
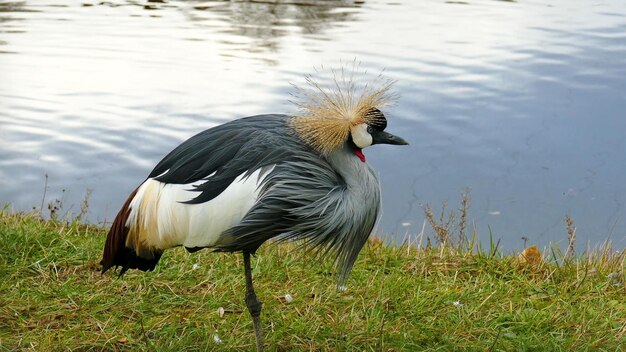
left=326, top=146, right=380, bottom=192
left=324, top=145, right=382, bottom=286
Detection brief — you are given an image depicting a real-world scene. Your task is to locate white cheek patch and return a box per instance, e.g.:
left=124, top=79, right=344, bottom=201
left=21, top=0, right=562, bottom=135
left=350, top=124, right=373, bottom=149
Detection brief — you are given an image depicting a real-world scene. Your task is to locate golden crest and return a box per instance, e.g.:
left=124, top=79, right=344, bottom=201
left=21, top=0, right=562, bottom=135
left=289, top=63, right=396, bottom=154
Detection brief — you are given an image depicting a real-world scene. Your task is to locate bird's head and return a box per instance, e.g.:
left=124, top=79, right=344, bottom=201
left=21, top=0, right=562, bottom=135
left=289, top=67, right=408, bottom=160
left=348, top=107, right=408, bottom=161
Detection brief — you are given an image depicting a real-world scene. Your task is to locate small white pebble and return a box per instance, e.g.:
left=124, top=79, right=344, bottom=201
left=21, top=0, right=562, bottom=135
left=213, top=333, right=223, bottom=344
left=452, top=301, right=463, bottom=307
left=608, top=272, right=622, bottom=286
left=503, top=332, right=517, bottom=339
left=217, top=307, right=225, bottom=318
left=192, top=263, right=200, bottom=270
left=284, top=294, right=293, bottom=303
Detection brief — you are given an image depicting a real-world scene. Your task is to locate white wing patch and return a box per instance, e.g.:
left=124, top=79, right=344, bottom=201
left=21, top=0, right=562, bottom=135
left=125, top=167, right=273, bottom=253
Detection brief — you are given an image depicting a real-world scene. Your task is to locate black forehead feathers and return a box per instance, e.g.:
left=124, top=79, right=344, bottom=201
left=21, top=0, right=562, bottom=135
left=364, top=107, right=387, bottom=131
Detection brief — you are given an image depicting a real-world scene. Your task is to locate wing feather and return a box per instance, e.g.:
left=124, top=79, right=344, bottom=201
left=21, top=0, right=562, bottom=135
left=149, top=114, right=298, bottom=204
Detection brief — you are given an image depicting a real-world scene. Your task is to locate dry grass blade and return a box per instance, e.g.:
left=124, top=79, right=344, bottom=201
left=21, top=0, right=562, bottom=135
left=565, top=214, right=576, bottom=260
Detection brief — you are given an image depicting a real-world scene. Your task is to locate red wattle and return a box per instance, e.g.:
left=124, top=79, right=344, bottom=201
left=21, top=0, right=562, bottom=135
left=355, top=149, right=366, bottom=162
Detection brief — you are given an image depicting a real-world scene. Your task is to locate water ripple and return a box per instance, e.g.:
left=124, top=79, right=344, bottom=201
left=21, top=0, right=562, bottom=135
left=1, top=0, right=625, bottom=248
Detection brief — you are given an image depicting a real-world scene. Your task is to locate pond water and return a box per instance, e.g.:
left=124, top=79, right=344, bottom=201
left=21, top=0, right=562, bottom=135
left=1, top=0, right=625, bottom=251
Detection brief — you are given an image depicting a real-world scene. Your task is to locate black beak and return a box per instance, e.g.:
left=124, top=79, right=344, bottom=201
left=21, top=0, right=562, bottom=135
left=371, top=130, right=409, bottom=146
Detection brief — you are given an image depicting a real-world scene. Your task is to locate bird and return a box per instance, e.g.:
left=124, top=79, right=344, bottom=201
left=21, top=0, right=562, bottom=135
left=100, top=69, right=408, bottom=351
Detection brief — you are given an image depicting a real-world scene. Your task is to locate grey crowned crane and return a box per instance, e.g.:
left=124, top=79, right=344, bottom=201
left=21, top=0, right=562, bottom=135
left=100, top=72, right=408, bottom=351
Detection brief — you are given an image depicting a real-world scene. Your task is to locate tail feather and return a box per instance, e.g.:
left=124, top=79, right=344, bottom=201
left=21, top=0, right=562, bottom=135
left=101, top=186, right=162, bottom=274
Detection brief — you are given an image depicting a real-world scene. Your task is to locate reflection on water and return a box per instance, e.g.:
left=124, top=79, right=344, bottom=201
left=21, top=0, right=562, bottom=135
left=80, top=0, right=362, bottom=64
left=183, top=0, right=361, bottom=64
left=1, top=0, right=625, bottom=250
left=186, top=1, right=361, bottom=39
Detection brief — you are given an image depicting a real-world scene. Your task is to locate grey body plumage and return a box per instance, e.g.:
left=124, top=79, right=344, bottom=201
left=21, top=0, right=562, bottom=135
left=219, top=123, right=382, bottom=286
left=149, top=114, right=380, bottom=285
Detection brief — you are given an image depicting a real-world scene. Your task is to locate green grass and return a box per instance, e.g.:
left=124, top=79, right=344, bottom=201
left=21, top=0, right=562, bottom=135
left=0, top=211, right=624, bottom=351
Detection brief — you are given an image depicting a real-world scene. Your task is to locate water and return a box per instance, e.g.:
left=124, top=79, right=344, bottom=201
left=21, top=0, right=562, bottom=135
left=1, top=0, right=625, bottom=251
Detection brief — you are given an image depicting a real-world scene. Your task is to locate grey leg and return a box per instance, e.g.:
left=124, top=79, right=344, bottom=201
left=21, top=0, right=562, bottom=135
left=243, top=251, right=264, bottom=352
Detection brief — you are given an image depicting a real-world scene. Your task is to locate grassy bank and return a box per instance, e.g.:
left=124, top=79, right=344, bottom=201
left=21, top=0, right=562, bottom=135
left=0, top=211, right=624, bottom=351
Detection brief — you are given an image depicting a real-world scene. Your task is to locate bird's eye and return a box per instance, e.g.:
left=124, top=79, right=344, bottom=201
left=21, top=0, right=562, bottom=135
left=366, top=125, right=373, bottom=134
